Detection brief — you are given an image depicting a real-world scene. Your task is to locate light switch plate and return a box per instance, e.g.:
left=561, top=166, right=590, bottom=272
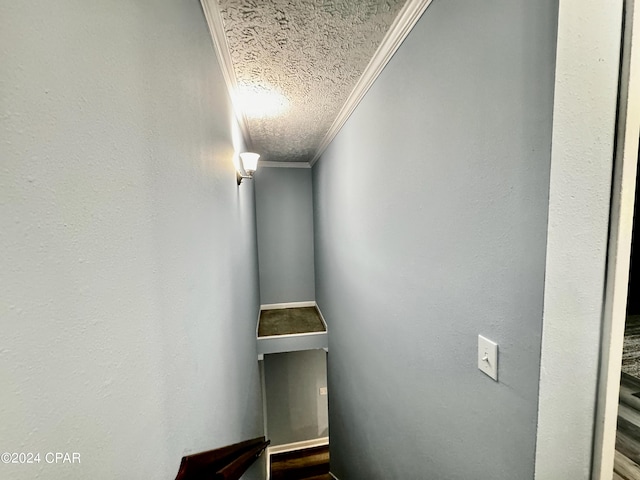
left=319, top=387, right=328, bottom=396
left=478, top=335, right=498, bottom=381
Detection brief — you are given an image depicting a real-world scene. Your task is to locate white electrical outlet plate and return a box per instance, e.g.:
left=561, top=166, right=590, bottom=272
left=478, top=335, right=498, bottom=381
left=319, top=387, right=328, bottom=396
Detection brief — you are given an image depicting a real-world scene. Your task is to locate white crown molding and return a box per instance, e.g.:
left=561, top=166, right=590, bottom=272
left=309, top=0, right=434, bottom=166
left=200, top=0, right=254, bottom=149
left=261, top=161, right=311, bottom=169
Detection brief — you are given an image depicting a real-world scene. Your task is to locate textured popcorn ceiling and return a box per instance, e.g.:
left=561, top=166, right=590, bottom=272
left=218, top=0, right=405, bottom=162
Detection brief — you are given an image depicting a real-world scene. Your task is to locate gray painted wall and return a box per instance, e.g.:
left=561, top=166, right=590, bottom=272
left=255, top=168, right=315, bottom=305
left=312, top=0, right=558, bottom=479
left=0, top=2, right=264, bottom=479
left=264, top=350, right=328, bottom=445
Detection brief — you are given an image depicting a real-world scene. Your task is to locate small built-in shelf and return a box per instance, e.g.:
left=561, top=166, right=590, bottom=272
left=257, top=304, right=328, bottom=356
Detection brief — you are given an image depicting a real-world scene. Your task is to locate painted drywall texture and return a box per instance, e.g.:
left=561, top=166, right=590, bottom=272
left=535, top=1, right=623, bottom=478
left=264, top=350, right=328, bottom=445
left=313, top=0, right=558, bottom=478
left=254, top=168, right=315, bottom=305
left=0, top=2, right=264, bottom=479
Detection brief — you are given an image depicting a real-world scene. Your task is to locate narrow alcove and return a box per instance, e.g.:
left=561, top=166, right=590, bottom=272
left=253, top=164, right=330, bottom=478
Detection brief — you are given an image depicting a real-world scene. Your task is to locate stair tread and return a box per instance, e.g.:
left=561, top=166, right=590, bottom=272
left=271, top=445, right=329, bottom=480
left=258, top=307, right=326, bottom=337
left=615, top=450, right=640, bottom=479
left=620, top=373, right=640, bottom=411
left=272, top=451, right=328, bottom=469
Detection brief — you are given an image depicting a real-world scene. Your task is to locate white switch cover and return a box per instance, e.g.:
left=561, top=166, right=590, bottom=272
left=478, top=335, right=498, bottom=381
left=319, top=387, right=328, bottom=396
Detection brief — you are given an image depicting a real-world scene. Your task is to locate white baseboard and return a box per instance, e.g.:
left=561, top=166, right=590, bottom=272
left=268, top=436, right=329, bottom=455
left=260, top=301, right=316, bottom=310
left=258, top=330, right=326, bottom=341
left=315, top=304, right=328, bottom=330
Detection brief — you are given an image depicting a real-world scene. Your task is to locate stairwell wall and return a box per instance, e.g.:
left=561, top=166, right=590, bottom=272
left=254, top=167, right=315, bottom=305
left=0, top=1, right=264, bottom=479
left=264, top=350, right=329, bottom=446
left=312, top=0, right=558, bottom=478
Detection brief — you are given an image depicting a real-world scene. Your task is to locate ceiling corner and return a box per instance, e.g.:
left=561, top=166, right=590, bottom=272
left=200, top=0, right=254, bottom=150
left=309, top=0, right=435, bottom=166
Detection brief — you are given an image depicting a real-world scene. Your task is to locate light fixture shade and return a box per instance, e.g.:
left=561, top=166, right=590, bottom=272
left=239, top=152, right=260, bottom=173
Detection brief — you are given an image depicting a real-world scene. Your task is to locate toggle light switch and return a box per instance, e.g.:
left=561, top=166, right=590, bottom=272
left=478, top=335, right=498, bottom=381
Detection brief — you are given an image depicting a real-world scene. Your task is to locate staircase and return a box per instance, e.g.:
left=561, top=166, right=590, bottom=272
left=257, top=305, right=328, bottom=356
left=270, top=445, right=330, bottom=480
left=615, top=373, right=640, bottom=479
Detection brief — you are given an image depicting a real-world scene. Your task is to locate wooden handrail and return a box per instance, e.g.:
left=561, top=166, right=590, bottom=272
left=215, top=441, right=269, bottom=480
left=175, top=436, right=269, bottom=480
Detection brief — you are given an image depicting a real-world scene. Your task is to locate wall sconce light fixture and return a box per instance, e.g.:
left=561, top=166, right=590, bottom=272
left=237, top=152, right=260, bottom=185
